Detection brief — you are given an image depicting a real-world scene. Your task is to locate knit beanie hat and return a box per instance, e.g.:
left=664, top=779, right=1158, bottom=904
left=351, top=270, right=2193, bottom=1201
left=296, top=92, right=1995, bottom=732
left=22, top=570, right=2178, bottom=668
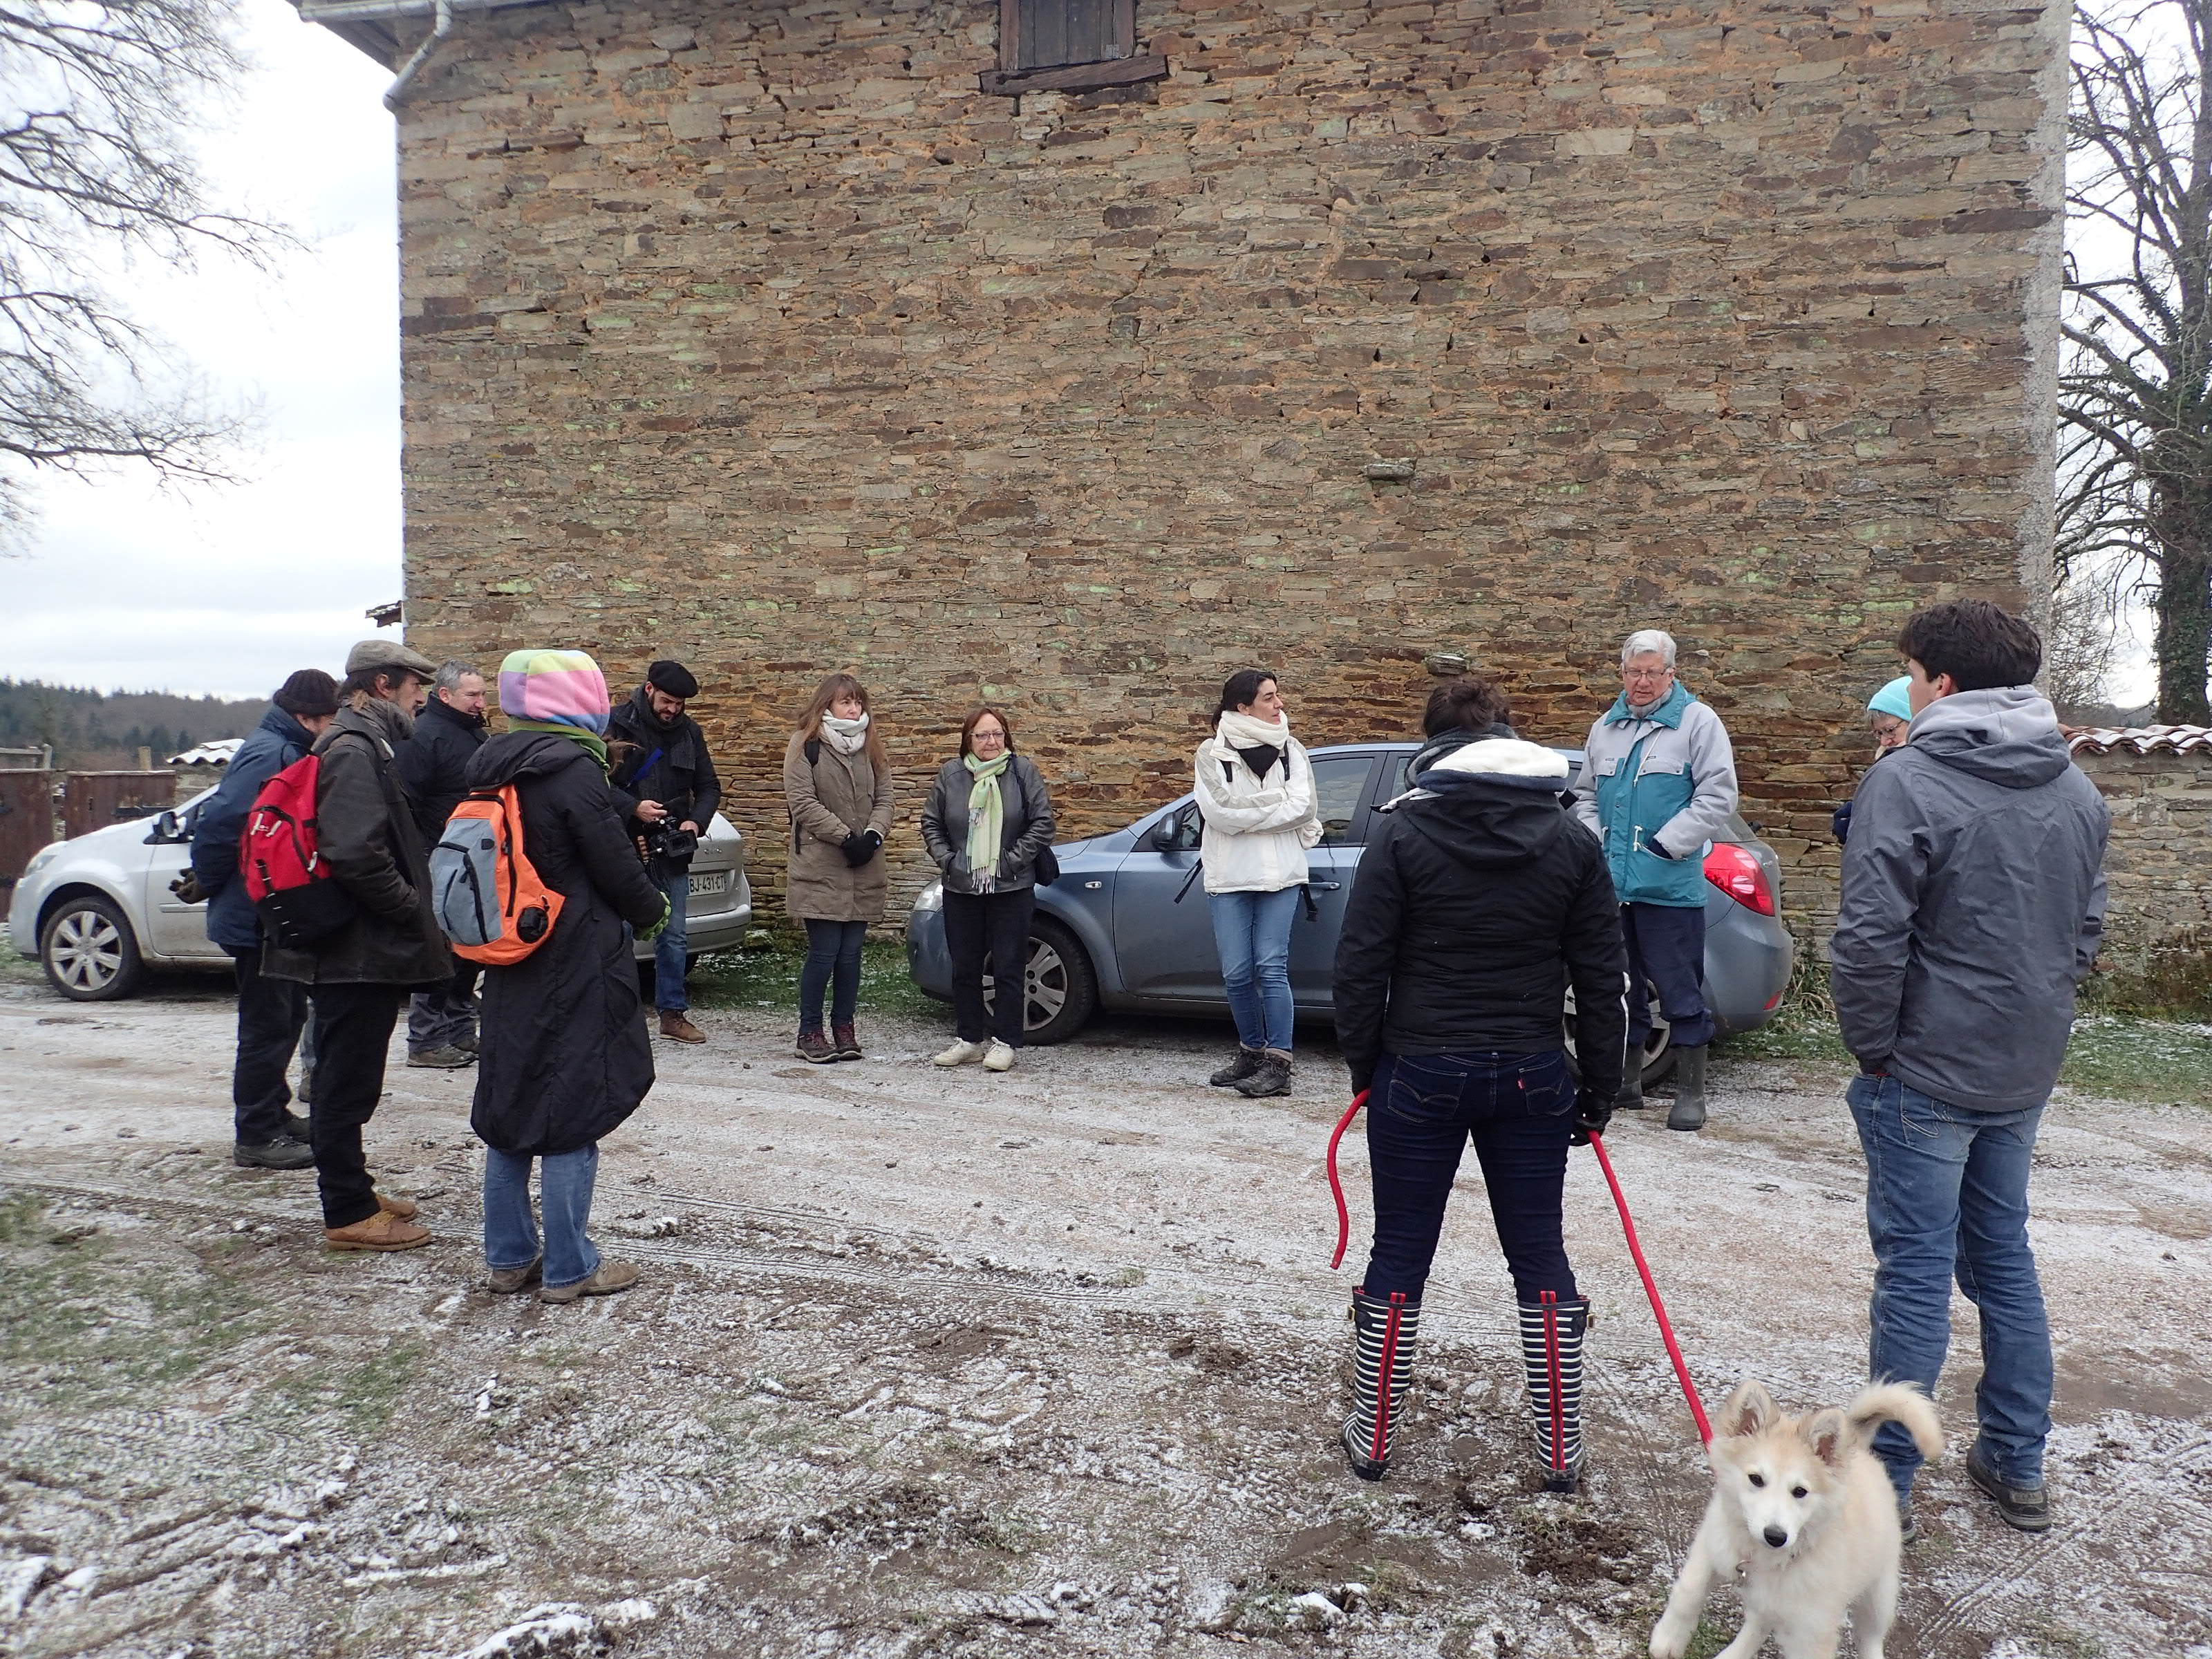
left=1866, top=676, right=1913, bottom=722
left=272, top=670, right=339, bottom=718
left=646, top=659, right=699, bottom=700
left=498, top=649, right=611, bottom=735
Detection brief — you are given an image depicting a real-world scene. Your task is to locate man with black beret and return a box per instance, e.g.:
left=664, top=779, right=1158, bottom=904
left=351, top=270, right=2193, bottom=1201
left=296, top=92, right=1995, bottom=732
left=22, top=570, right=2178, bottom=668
left=608, top=659, right=722, bottom=1042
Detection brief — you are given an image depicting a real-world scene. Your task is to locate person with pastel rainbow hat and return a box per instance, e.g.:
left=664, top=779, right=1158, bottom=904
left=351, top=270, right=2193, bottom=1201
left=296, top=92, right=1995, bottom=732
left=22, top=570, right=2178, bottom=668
left=462, top=648, right=671, bottom=1304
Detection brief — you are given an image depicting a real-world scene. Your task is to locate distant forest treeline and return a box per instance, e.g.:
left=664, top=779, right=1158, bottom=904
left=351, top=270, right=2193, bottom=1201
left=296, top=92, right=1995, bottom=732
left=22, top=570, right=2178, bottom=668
left=0, top=679, right=266, bottom=770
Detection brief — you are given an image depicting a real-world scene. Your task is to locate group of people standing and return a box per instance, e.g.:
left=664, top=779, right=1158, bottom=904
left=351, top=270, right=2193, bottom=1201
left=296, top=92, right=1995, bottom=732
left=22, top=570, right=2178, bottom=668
left=179, top=600, right=2108, bottom=1541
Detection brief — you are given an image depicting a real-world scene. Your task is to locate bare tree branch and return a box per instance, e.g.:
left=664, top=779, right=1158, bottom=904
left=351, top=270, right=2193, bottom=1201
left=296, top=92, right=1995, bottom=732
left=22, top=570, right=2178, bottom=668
left=2063, top=0, right=2212, bottom=722
left=0, top=0, right=281, bottom=538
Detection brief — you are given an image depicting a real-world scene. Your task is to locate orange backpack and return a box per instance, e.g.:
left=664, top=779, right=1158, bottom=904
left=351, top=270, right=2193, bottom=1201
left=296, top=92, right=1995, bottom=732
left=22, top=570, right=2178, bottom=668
left=429, top=785, right=563, bottom=966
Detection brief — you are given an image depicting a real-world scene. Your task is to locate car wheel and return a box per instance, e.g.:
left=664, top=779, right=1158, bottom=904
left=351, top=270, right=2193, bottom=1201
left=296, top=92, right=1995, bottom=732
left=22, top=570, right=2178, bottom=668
left=1561, top=986, right=1678, bottom=1090
left=41, top=893, right=144, bottom=1002
left=982, top=916, right=1098, bottom=1046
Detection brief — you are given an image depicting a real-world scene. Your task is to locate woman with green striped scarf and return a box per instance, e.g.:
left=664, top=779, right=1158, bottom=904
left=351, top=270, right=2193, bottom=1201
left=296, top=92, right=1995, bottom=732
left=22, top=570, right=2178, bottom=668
left=919, top=707, right=1058, bottom=1072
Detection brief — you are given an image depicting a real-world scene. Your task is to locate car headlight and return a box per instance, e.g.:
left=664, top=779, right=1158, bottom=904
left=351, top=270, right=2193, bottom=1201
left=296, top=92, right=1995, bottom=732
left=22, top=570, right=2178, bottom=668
left=912, top=881, right=944, bottom=914
left=22, top=843, right=59, bottom=880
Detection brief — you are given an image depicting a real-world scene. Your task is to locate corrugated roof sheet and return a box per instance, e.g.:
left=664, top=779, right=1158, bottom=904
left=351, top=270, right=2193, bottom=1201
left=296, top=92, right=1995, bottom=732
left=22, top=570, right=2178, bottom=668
left=169, top=738, right=244, bottom=767
left=2063, top=724, right=2212, bottom=756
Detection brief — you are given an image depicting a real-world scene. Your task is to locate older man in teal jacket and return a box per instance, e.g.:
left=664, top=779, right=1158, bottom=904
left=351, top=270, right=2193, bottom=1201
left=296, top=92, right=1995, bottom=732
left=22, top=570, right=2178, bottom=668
left=1571, top=629, right=1739, bottom=1130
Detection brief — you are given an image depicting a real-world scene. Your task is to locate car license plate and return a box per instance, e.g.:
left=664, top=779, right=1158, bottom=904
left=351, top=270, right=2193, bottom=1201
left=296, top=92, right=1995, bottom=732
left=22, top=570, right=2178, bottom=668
left=688, top=870, right=731, bottom=897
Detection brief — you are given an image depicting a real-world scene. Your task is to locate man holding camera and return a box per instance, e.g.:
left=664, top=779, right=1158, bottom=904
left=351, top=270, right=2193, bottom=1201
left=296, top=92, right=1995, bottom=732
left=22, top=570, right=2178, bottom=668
left=609, top=659, right=720, bottom=1043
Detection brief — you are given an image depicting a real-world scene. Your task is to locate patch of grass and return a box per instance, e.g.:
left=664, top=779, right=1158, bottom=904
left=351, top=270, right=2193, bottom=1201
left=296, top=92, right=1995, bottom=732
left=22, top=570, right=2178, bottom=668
left=1722, top=999, right=2212, bottom=1107
left=1720, top=1000, right=1850, bottom=1069
left=2060, top=1015, right=2212, bottom=1106
left=1684, top=1618, right=1736, bottom=1659
left=686, top=930, right=937, bottom=1021
left=0, top=1224, right=279, bottom=1414
left=0, top=1191, right=45, bottom=1243
left=0, top=948, right=46, bottom=986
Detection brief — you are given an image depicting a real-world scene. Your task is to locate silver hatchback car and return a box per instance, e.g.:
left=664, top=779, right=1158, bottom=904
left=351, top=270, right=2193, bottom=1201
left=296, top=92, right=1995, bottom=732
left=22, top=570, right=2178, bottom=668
left=8, top=788, right=754, bottom=1001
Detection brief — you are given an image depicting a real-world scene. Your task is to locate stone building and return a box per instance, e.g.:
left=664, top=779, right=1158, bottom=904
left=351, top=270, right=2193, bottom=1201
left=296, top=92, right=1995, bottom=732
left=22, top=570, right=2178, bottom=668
left=2066, top=726, right=2212, bottom=1011
left=305, top=0, right=2068, bottom=932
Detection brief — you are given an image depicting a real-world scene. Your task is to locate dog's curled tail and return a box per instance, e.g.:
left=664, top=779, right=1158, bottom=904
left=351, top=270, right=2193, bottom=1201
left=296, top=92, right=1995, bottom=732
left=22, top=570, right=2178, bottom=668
left=1848, top=1382, right=1942, bottom=1459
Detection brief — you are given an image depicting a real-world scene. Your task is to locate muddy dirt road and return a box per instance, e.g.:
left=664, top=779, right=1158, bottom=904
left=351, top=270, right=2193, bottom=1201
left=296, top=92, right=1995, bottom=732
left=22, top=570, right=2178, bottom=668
left=2, top=978, right=2207, bottom=1659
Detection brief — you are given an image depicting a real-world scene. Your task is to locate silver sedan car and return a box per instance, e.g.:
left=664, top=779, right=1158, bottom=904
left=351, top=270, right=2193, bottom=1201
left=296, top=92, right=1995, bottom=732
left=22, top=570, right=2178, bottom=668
left=8, top=787, right=753, bottom=1001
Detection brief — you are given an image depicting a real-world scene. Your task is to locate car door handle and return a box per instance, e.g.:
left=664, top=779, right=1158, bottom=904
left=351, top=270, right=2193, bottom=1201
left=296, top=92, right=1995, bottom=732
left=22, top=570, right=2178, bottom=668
left=1306, top=881, right=1342, bottom=891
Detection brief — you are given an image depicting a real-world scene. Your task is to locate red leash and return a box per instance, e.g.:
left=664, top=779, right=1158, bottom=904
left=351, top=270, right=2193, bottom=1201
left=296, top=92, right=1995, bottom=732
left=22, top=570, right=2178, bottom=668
left=1586, top=1130, right=1712, bottom=1443
left=1324, top=1093, right=1711, bottom=1444
left=1324, top=1090, right=1369, bottom=1271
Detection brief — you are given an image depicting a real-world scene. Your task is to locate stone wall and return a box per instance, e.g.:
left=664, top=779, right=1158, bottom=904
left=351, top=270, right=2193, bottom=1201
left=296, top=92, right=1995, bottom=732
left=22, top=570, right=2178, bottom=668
left=2073, top=747, right=2212, bottom=1009
left=380, top=0, right=2070, bottom=932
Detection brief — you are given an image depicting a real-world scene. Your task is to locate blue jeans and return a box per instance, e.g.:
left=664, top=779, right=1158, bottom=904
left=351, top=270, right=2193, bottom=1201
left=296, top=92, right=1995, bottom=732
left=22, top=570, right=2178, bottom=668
left=1208, top=885, right=1298, bottom=1053
left=1362, top=1051, right=1578, bottom=1305
left=654, top=872, right=691, bottom=1011
left=482, top=1145, right=602, bottom=1289
left=799, top=918, right=867, bottom=1033
left=1848, top=1074, right=2051, bottom=1495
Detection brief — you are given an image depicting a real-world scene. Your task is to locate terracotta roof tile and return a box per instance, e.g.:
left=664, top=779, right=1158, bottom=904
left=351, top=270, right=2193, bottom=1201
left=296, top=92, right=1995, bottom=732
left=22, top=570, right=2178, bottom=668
left=2063, top=724, right=2212, bottom=756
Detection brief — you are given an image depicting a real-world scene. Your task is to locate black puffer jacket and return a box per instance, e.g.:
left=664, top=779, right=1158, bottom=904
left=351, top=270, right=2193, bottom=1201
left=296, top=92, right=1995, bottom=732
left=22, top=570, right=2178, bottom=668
left=395, top=693, right=487, bottom=845
left=607, top=686, right=721, bottom=864
left=263, top=701, right=454, bottom=987
left=1333, top=737, right=1629, bottom=1099
left=465, top=733, right=667, bottom=1156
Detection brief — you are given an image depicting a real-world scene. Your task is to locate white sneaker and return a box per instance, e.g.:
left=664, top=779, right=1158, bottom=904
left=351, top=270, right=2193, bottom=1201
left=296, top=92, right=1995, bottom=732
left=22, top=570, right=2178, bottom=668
left=933, top=1040, right=987, bottom=1067
left=982, top=1040, right=1016, bottom=1073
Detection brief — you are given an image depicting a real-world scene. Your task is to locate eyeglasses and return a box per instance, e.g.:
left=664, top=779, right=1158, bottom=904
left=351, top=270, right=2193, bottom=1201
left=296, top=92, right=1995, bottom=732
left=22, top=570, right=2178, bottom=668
left=1622, top=667, right=1671, bottom=682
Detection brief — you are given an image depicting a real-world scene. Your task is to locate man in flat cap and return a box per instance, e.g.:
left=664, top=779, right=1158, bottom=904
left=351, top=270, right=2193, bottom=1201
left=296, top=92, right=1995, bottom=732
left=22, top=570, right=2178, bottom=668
left=263, top=638, right=453, bottom=1251
left=608, top=659, right=722, bottom=1043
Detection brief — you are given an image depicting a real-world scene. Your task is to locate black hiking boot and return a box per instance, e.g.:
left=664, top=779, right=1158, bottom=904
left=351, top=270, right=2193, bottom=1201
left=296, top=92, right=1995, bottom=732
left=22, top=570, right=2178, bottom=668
left=1342, top=1288, right=1420, bottom=1480
left=1209, top=1047, right=1263, bottom=1087
left=1666, top=1045, right=1709, bottom=1132
left=1967, top=1443, right=2050, bottom=1533
left=1234, top=1050, right=1293, bottom=1099
left=234, top=1137, right=315, bottom=1171
left=1519, top=1291, right=1590, bottom=1492
left=1613, top=1071, right=1645, bottom=1111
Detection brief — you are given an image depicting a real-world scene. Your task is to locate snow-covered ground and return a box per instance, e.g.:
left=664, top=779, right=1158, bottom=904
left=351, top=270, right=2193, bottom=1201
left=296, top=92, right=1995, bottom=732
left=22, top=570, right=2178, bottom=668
left=1, top=979, right=2206, bottom=1659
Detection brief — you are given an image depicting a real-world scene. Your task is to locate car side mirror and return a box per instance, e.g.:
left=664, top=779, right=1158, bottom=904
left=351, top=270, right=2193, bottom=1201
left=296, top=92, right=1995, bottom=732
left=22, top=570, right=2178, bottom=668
left=1150, top=818, right=1181, bottom=852
left=145, top=810, right=182, bottom=844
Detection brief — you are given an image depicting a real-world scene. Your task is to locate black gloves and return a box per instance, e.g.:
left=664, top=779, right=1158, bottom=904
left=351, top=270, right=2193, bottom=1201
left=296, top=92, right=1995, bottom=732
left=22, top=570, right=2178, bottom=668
left=1832, top=800, right=1854, bottom=845
left=1646, top=838, right=1675, bottom=861
left=841, top=830, right=883, bottom=867
left=1571, top=1087, right=1613, bottom=1145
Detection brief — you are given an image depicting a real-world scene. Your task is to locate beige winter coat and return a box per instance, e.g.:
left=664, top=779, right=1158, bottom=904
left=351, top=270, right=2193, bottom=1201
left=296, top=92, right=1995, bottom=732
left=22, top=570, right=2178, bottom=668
left=783, top=731, right=896, bottom=923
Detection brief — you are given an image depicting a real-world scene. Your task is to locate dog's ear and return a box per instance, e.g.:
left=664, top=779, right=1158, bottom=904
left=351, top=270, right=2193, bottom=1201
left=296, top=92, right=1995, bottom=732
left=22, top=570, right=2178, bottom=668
left=1803, top=1407, right=1850, bottom=1469
left=1720, top=1380, right=1779, bottom=1441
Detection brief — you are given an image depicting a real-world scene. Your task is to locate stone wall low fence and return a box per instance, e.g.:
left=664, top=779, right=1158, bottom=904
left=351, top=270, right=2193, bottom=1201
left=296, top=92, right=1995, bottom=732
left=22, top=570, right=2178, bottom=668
left=2069, top=731, right=2212, bottom=1013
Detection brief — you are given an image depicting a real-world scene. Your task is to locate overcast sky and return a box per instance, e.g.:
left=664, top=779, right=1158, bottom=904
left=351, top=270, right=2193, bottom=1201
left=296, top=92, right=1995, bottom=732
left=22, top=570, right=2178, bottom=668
left=0, top=3, right=2158, bottom=704
left=0, top=0, right=403, bottom=701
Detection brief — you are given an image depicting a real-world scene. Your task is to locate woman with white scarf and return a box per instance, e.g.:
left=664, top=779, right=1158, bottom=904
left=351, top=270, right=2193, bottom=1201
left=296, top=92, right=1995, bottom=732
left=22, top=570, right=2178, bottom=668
left=920, top=708, right=1057, bottom=1072
left=784, top=673, right=895, bottom=1063
left=1194, top=668, right=1321, bottom=1098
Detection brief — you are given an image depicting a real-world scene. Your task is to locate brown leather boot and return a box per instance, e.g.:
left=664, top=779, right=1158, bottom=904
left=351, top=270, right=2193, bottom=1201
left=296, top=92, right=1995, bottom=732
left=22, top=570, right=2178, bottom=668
left=375, top=1191, right=418, bottom=1221
left=833, top=1022, right=863, bottom=1060
left=795, top=1029, right=836, bottom=1064
left=659, top=1012, right=706, bottom=1044
left=325, top=1210, right=431, bottom=1252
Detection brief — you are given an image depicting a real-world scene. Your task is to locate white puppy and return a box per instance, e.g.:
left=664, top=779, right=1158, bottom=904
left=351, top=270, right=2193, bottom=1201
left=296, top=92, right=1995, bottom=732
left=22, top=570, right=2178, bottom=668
left=1651, top=1380, right=1942, bottom=1659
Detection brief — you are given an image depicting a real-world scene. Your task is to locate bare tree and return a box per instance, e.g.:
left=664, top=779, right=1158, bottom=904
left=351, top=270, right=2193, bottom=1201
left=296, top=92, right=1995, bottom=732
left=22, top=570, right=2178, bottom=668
left=0, top=0, right=270, bottom=536
left=2064, top=0, right=2212, bottom=724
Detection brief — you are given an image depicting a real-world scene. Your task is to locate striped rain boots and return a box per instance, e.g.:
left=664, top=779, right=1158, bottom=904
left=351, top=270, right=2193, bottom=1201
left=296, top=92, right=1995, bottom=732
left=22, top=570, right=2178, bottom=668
left=1519, top=1291, right=1591, bottom=1493
left=1342, top=1288, right=1421, bottom=1481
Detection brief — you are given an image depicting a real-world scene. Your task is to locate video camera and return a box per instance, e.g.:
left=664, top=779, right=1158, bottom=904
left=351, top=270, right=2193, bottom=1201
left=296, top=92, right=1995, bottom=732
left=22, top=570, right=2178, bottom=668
left=643, top=822, right=698, bottom=863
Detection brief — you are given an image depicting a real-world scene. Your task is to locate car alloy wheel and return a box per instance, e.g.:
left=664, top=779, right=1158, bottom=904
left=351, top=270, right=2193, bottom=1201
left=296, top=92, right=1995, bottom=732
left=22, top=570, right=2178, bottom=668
left=1562, top=983, right=1675, bottom=1088
left=978, top=917, right=1099, bottom=1044
left=41, top=894, right=144, bottom=1002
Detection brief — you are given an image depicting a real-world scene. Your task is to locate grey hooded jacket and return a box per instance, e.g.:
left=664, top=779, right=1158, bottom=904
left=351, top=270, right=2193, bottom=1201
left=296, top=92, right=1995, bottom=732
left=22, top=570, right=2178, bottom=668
left=1830, top=686, right=2109, bottom=1114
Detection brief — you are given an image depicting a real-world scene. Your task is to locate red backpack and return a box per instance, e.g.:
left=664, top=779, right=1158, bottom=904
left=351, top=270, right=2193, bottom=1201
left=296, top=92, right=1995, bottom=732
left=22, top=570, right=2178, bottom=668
left=240, top=753, right=359, bottom=948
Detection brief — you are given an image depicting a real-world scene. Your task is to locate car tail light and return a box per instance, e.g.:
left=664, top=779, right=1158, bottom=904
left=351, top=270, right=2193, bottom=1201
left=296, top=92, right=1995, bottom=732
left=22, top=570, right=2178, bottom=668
left=1704, top=842, right=1777, bottom=916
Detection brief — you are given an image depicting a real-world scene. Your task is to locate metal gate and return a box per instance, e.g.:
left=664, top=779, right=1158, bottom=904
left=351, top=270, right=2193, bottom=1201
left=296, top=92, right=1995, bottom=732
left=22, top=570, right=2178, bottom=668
left=61, top=771, right=175, bottom=841
left=0, top=771, right=55, bottom=883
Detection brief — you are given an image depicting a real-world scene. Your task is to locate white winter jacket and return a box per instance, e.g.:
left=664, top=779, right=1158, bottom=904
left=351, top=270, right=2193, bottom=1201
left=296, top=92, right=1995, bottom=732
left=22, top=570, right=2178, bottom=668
left=1193, top=731, right=1322, bottom=894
